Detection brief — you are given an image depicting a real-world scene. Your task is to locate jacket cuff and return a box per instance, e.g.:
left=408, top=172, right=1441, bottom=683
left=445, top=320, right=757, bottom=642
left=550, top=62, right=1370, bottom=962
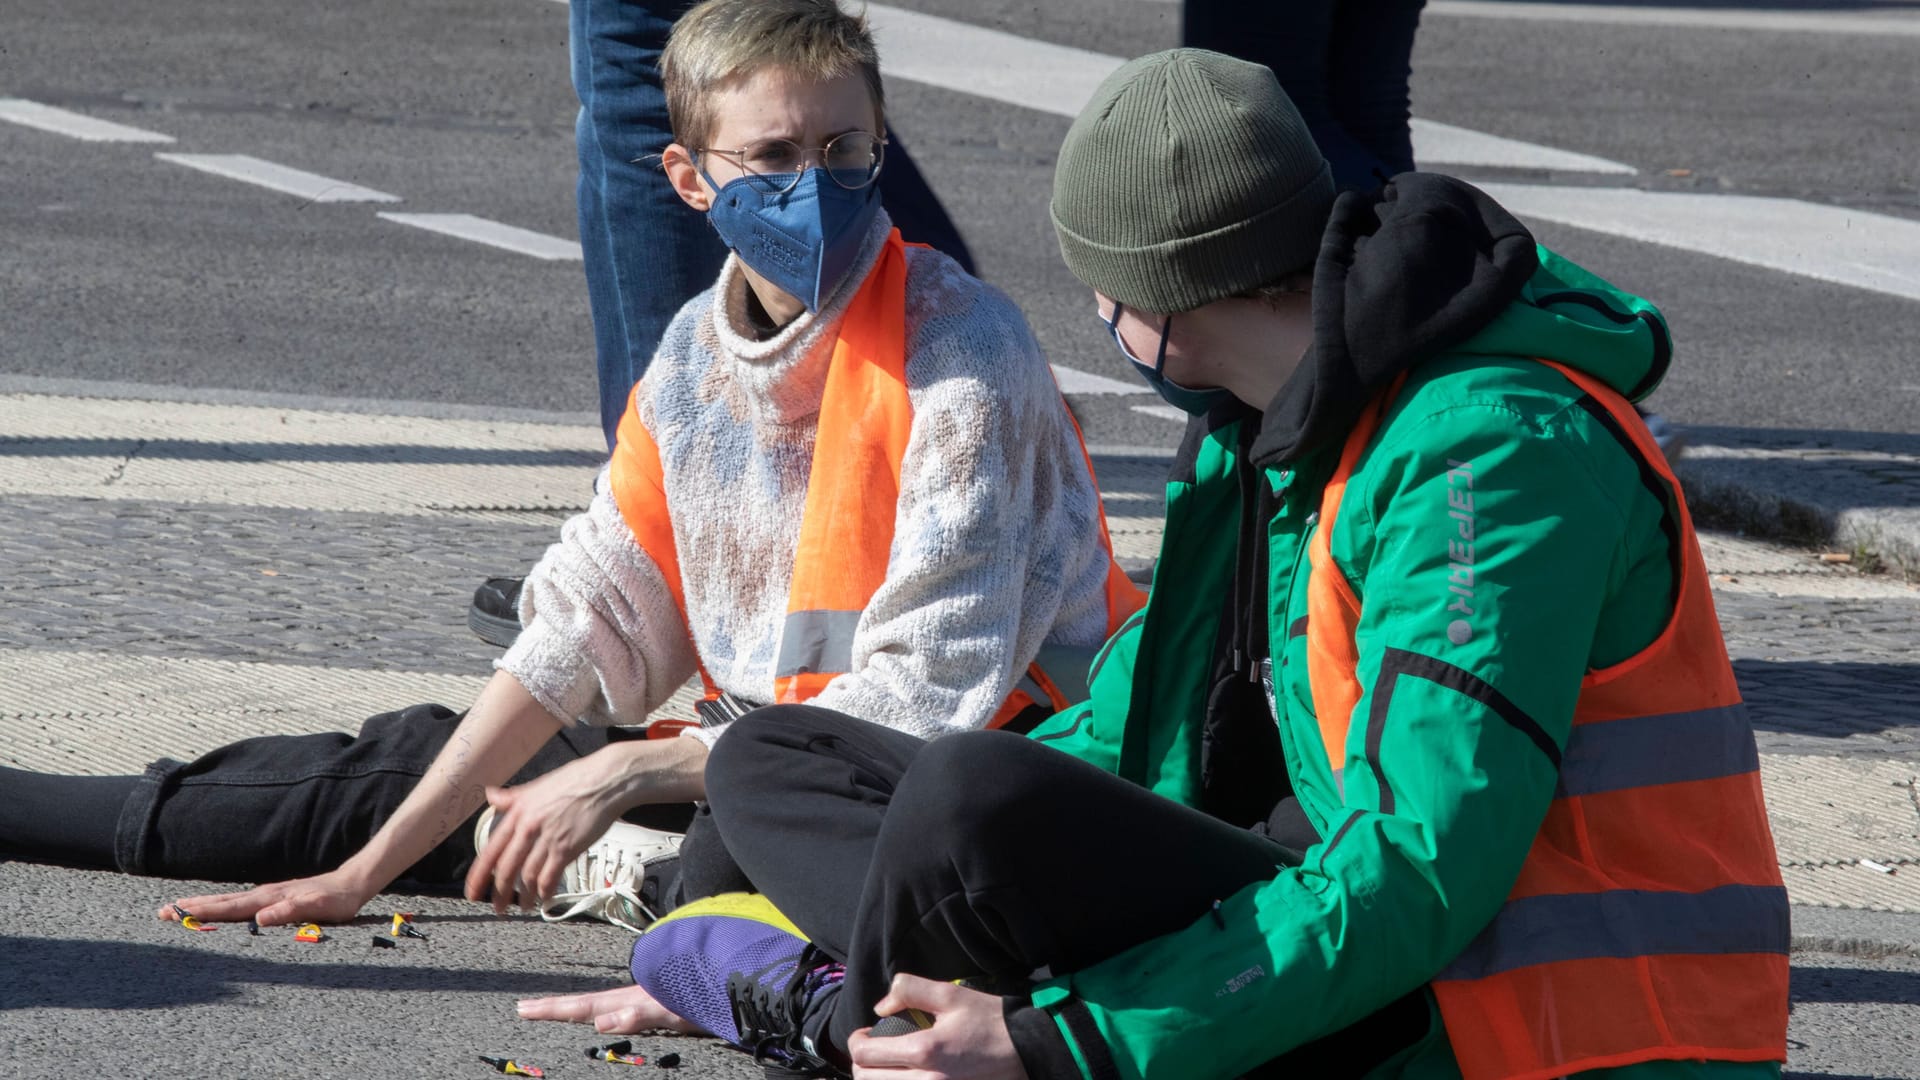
left=681, top=718, right=731, bottom=749
left=1004, top=998, right=1082, bottom=1080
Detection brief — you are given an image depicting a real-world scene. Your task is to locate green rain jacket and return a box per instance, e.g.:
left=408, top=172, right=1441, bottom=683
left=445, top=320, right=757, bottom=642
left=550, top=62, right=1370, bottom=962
left=1017, top=176, right=1779, bottom=1080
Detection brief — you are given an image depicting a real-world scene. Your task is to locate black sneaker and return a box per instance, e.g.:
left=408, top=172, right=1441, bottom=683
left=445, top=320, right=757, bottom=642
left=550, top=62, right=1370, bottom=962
left=468, top=576, right=523, bottom=649
left=730, top=942, right=848, bottom=1078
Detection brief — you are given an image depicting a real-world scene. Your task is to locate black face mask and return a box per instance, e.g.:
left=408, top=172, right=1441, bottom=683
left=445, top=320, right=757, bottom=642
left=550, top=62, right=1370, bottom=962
left=1105, top=302, right=1232, bottom=415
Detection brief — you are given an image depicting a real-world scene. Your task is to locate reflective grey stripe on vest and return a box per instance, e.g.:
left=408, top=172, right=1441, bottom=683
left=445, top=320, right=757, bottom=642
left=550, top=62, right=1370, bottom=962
left=1556, top=703, right=1758, bottom=798
left=775, top=609, right=862, bottom=678
left=1435, top=883, right=1790, bottom=983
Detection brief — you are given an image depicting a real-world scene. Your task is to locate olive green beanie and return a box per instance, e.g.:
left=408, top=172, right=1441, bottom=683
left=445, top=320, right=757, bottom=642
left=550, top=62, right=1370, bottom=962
left=1051, top=48, right=1334, bottom=314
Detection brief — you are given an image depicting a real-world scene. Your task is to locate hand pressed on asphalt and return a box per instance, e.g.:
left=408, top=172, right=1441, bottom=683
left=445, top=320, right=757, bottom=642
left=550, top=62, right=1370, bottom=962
left=463, top=751, right=629, bottom=914
left=848, top=975, right=1026, bottom=1080
left=160, top=868, right=374, bottom=928
left=517, top=984, right=707, bottom=1036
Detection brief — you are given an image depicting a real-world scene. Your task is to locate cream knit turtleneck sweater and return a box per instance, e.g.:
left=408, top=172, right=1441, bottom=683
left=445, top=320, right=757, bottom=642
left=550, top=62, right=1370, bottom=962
left=499, top=212, right=1117, bottom=744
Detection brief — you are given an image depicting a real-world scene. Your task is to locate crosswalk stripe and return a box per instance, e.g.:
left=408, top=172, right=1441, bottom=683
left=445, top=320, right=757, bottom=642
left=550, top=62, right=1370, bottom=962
left=859, top=4, right=1919, bottom=300
left=378, top=212, right=585, bottom=261
left=0, top=98, right=175, bottom=143
left=1053, top=365, right=1145, bottom=396
left=1131, top=404, right=1187, bottom=424
left=863, top=4, right=1637, bottom=175
left=1411, top=120, right=1634, bottom=176
left=155, top=153, right=402, bottom=203
left=1427, top=1, right=1920, bottom=38
left=1479, top=182, right=1920, bottom=305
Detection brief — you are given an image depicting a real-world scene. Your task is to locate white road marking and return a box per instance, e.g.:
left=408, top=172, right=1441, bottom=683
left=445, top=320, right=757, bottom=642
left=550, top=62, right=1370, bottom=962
left=867, top=4, right=1115, bottom=118
left=1427, top=1, right=1920, bottom=38
left=0, top=392, right=602, bottom=518
left=378, top=212, right=584, bottom=260
left=1477, top=183, right=1920, bottom=304
left=864, top=4, right=1636, bottom=174
left=1054, top=365, right=1146, bottom=396
left=156, top=153, right=402, bottom=203
left=1411, top=119, right=1633, bottom=175
left=0, top=98, right=175, bottom=143
left=1131, top=404, right=1188, bottom=423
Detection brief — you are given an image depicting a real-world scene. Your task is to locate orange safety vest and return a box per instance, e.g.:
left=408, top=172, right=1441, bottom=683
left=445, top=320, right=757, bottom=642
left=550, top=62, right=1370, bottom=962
left=607, top=229, right=1144, bottom=726
left=1306, top=361, right=1788, bottom=1080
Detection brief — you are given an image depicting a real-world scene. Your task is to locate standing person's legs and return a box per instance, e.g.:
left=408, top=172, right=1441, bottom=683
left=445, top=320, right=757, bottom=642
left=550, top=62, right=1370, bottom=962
left=1326, top=0, right=1425, bottom=180
left=572, top=0, right=725, bottom=451
left=1181, top=0, right=1392, bottom=191
left=703, top=710, right=1297, bottom=1050
left=0, top=704, right=608, bottom=885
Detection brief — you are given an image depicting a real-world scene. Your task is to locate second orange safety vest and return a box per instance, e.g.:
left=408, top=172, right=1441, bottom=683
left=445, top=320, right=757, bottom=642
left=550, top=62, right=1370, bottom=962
left=1306, top=361, right=1788, bottom=1080
left=608, top=229, right=1144, bottom=725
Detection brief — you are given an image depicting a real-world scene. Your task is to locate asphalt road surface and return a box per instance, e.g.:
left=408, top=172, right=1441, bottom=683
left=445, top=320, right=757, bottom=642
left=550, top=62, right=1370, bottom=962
left=4, top=0, right=1918, bottom=1077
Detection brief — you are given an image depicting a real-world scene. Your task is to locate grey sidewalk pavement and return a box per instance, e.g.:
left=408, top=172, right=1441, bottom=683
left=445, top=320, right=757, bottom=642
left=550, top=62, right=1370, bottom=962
left=2, top=390, right=1919, bottom=1077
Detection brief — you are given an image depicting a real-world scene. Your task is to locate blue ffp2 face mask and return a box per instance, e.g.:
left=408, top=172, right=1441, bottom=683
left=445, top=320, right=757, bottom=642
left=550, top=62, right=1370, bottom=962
left=1106, top=303, right=1233, bottom=416
left=702, top=166, right=881, bottom=314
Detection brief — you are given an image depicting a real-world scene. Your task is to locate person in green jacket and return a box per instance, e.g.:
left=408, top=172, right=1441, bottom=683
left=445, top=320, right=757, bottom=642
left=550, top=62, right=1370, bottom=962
left=524, top=47, right=1787, bottom=1080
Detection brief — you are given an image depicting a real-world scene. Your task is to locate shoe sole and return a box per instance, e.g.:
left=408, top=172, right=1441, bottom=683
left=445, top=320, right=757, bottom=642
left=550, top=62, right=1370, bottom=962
left=468, top=605, right=521, bottom=649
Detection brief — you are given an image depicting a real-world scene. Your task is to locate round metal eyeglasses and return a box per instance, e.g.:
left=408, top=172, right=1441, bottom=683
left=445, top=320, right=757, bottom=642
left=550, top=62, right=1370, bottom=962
left=696, top=131, right=887, bottom=194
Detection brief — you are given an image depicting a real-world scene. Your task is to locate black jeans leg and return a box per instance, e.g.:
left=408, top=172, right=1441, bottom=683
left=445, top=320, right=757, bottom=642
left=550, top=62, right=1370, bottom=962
left=1327, top=0, right=1425, bottom=178
left=704, top=709, right=1293, bottom=1053
left=114, top=704, right=609, bottom=884
left=704, top=706, right=927, bottom=959
left=1182, top=0, right=1420, bottom=191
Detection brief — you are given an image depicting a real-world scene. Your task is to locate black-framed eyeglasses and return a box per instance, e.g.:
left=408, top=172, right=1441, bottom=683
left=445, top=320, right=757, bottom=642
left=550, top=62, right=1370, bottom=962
left=696, top=132, right=887, bottom=194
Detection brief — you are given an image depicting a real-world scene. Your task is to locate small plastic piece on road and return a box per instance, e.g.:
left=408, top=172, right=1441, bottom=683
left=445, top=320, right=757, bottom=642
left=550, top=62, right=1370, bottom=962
left=585, top=1040, right=646, bottom=1066
left=479, top=1056, right=545, bottom=1077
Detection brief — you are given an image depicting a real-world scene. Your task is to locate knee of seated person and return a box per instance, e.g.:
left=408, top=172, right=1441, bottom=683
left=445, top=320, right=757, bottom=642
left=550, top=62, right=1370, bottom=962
left=703, top=706, right=828, bottom=798
left=893, top=731, right=1054, bottom=833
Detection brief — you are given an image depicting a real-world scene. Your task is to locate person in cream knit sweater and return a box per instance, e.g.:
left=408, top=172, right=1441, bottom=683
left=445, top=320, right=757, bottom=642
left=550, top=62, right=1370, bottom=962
left=0, top=0, right=1139, bottom=941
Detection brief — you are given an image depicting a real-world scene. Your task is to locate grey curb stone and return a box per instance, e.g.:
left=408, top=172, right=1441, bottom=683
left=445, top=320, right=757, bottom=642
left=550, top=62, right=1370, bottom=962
left=1678, top=426, right=1920, bottom=577
left=1793, top=905, right=1920, bottom=959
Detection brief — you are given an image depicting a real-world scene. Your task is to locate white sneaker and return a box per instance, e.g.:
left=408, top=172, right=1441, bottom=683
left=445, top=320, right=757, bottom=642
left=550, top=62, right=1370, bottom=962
left=472, top=808, right=684, bottom=933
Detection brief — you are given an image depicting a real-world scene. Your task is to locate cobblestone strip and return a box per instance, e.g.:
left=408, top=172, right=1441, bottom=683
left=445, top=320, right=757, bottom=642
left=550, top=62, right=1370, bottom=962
left=0, top=495, right=561, bottom=674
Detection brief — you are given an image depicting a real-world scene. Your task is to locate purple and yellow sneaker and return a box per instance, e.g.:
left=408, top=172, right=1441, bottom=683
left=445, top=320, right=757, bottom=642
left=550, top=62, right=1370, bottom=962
left=629, top=893, right=846, bottom=1077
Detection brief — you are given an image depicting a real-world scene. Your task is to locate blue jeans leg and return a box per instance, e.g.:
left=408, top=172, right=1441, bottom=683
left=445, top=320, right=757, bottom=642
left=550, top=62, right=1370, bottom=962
left=572, top=0, right=725, bottom=451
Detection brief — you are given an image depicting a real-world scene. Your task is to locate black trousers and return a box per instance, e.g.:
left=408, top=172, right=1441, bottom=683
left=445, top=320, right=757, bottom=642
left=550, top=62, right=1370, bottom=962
left=703, top=707, right=1432, bottom=1073
left=65, top=704, right=726, bottom=892
left=703, top=707, right=1305, bottom=1052
left=1183, top=0, right=1425, bottom=192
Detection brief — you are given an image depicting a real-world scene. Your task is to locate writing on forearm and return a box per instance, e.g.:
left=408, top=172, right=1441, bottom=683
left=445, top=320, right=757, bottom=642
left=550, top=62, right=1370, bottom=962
left=434, top=731, right=480, bottom=843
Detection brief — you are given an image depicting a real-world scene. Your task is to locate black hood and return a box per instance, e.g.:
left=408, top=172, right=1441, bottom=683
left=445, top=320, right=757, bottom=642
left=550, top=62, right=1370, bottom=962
left=1249, top=173, right=1539, bottom=467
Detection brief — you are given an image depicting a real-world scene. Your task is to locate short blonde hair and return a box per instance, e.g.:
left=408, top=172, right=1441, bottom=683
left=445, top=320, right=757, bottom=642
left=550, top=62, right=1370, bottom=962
left=663, top=0, right=886, bottom=152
